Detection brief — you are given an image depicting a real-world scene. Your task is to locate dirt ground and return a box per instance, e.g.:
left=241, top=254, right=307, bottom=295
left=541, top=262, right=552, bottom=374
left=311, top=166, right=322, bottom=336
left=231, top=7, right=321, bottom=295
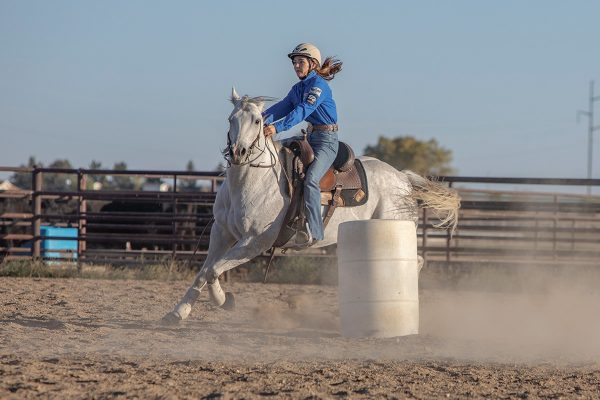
left=1, top=274, right=600, bottom=399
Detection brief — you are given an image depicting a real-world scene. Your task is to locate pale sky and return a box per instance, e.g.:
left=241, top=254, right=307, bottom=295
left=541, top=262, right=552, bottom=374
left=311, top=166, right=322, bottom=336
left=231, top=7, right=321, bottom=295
left=2, top=0, right=600, bottom=183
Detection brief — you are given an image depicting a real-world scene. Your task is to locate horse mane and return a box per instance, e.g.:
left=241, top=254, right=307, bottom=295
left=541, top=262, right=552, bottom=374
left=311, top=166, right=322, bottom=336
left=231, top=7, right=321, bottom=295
left=230, top=95, right=277, bottom=112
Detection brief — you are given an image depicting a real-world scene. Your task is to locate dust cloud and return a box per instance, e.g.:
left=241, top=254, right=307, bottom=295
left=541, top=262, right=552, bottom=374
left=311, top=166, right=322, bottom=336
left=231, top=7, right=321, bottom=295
left=420, top=263, right=600, bottom=362
left=1, top=268, right=599, bottom=365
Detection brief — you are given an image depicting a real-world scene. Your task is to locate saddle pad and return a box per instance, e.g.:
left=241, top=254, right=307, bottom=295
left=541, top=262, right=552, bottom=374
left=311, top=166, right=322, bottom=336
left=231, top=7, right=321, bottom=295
left=320, top=159, right=368, bottom=208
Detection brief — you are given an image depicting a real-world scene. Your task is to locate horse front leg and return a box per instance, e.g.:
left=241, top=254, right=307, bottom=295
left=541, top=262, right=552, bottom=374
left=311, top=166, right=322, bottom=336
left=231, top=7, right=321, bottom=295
left=163, top=233, right=272, bottom=324
left=162, top=222, right=236, bottom=324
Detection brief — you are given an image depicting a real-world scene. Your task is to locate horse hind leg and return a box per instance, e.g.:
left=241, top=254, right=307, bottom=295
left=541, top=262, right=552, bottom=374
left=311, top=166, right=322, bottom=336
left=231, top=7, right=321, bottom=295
left=207, top=280, right=235, bottom=310
left=204, top=237, right=272, bottom=308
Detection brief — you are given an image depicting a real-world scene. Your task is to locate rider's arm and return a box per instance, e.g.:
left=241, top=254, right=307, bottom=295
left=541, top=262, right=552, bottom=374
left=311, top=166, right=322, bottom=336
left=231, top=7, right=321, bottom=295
left=273, top=83, right=329, bottom=133
left=263, top=89, right=294, bottom=125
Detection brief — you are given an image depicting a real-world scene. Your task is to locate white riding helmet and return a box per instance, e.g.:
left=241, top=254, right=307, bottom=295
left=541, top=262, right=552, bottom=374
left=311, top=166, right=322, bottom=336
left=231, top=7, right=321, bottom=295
left=287, top=43, right=321, bottom=67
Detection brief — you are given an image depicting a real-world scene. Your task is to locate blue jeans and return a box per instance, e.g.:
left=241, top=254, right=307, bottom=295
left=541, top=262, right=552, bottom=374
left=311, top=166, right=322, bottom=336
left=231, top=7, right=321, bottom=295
left=305, top=132, right=339, bottom=241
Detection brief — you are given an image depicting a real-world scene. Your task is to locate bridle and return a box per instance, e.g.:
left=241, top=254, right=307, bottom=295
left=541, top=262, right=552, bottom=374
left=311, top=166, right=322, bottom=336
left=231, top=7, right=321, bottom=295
left=224, top=117, right=277, bottom=169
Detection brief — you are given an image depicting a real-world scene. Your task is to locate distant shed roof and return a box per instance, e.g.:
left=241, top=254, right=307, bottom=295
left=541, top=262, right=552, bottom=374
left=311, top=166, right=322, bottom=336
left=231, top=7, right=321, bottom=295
left=0, top=180, right=23, bottom=191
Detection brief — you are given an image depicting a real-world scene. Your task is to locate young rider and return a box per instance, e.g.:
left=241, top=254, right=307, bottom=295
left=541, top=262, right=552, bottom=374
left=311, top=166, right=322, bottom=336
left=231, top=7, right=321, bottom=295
left=263, top=43, right=343, bottom=246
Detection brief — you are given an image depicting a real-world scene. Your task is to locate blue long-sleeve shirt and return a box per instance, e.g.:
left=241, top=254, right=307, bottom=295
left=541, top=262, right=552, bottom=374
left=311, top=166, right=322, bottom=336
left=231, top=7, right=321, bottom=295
left=263, top=70, right=337, bottom=133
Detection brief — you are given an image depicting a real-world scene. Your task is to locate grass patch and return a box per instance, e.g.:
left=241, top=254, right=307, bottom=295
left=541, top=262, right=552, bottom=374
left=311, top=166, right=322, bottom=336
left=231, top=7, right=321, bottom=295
left=0, top=259, right=197, bottom=281
left=242, top=255, right=338, bottom=285
left=0, top=260, right=80, bottom=278
left=0, top=255, right=338, bottom=284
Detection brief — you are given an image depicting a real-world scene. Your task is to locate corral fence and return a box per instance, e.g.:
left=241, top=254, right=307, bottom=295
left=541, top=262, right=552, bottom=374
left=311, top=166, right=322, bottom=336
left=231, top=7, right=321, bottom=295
left=1, top=166, right=600, bottom=267
left=0, top=166, right=223, bottom=266
left=423, top=177, right=600, bottom=267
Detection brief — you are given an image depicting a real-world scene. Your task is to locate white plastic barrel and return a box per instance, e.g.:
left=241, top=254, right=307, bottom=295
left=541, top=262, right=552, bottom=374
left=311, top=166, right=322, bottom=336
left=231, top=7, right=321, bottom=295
left=338, top=220, right=420, bottom=338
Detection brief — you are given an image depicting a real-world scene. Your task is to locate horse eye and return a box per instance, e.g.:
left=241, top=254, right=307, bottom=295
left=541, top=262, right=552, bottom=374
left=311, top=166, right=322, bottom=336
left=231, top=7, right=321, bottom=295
left=255, top=119, right=260, bottom=125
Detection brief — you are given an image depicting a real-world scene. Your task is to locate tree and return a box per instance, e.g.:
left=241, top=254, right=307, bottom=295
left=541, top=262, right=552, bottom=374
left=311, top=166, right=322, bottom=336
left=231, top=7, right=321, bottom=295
left=9, top=157, right=75, bottom=191
left=44, top=159, right=74, bottom=191
left=109, top=162, right=135, bottom=190
left=180, top=160, right=197, bottom=192
left=88, top=160, right=107, bottom=190
left=9, top=156, right=38, bottom=189
left=363, top=135, right=455, bottom=176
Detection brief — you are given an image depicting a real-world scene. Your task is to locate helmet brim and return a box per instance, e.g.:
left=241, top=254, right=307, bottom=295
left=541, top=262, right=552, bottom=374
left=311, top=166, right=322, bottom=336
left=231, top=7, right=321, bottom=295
left=288, top=52, right=320, bottom=66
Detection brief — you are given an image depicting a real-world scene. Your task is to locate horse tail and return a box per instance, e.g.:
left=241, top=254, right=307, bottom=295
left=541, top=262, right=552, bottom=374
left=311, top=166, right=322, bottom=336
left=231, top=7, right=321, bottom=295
left=403, top=170, right=461, bottom=233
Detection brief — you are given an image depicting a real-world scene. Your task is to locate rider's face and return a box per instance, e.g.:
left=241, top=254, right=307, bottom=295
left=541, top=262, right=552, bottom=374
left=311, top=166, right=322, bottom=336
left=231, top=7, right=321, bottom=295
left=292, top=56, right=311, bottom=79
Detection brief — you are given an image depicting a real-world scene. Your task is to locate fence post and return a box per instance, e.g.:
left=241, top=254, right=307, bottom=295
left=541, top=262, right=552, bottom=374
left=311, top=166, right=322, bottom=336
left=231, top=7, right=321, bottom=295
left=446, top=181, right=453, bottom=263
left=534, top=211, right=539, bottom=259
left=77, top=170, right=87, bottom=265
left=172, top=175, right=178, bottom=261
left=552, top=195, right=557, bottom=261
left=570, top=219, right=575, bottom=255
left=32, top=167, right=42, bottom=259
left=422, top=208, right=428, bottom=266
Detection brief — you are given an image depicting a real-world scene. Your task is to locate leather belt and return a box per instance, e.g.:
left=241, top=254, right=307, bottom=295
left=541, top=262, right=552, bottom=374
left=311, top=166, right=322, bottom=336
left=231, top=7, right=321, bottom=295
left=307, top=123, right=339, bottom=133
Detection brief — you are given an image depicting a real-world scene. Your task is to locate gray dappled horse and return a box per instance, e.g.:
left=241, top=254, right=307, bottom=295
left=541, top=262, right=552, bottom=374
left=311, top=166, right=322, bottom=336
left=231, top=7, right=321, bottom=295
left=162, top=89, right=460, bottom=324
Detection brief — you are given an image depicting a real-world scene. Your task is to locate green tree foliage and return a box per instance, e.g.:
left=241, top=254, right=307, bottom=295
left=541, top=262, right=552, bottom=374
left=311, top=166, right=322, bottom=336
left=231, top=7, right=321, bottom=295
left=363, top=135, right=455, bottom=176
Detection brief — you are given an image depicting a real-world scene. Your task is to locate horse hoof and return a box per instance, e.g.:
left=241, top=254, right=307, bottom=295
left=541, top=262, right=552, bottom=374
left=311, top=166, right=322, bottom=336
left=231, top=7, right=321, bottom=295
left=221, top=292, right=235, bottom=311
left=161, top=311, right=182, bottom=326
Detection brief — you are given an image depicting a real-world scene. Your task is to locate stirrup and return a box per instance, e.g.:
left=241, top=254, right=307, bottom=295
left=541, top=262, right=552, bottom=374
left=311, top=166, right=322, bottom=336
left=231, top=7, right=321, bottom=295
left=285, top=224, right=313, bottom=248
left=293, top=229, right=312, bottom=246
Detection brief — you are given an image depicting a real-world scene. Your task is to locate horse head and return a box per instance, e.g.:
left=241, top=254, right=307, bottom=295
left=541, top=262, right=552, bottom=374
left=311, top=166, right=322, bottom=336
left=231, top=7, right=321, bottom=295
left=226, top=88, right=276, bottom=166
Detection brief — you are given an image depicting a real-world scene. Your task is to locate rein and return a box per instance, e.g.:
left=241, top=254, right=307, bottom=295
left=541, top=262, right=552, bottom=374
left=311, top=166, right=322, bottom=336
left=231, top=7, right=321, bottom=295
left=225, top=120, right=277, bottom=169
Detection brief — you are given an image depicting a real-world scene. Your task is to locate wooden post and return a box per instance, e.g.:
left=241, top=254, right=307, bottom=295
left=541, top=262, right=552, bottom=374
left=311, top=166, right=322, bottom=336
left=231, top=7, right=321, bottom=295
left=32, top=168, right=42, bottom=259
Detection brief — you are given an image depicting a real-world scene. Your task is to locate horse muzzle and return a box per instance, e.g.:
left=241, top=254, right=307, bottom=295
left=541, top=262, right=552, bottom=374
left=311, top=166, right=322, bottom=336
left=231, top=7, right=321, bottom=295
left=230, top=144, right=248, bottom=165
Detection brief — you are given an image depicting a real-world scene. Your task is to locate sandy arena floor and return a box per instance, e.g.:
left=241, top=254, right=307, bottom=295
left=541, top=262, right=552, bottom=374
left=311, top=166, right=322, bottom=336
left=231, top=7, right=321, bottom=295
left=1, top=276, right=600, bottom=399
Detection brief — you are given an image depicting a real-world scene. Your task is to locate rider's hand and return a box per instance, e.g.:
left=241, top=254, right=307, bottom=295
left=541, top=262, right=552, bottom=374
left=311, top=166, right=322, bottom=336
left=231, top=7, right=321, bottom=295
left=264, top=125, right=276, bottom=137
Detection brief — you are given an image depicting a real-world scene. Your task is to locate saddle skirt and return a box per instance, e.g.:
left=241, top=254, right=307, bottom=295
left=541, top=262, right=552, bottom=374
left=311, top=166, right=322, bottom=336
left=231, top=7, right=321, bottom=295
left=319, top=160, right=368, bottom=208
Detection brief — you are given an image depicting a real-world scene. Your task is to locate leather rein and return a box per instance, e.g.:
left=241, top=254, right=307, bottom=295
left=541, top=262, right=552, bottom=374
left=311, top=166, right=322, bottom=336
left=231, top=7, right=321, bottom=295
left=225, top=119, right=277, bottom=169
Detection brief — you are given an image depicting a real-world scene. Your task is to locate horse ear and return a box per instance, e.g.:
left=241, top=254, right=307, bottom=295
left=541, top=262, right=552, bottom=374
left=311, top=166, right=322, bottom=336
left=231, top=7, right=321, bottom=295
left=231, top=87, right=241, bottom=103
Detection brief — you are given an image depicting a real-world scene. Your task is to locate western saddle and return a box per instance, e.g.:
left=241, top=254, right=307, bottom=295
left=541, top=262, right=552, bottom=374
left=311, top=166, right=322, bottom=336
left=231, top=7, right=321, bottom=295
left=272, top=132, right=369, bottom=248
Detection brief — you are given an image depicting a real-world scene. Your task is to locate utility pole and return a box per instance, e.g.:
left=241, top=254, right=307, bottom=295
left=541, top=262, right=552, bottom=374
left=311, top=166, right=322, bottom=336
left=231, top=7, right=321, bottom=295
left=577, top=80, right=600, bottom=195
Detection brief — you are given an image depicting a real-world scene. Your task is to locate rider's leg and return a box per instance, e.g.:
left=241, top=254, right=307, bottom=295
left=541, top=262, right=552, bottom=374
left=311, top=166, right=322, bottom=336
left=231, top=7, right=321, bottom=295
left=305, top=132, right=339, bottom=241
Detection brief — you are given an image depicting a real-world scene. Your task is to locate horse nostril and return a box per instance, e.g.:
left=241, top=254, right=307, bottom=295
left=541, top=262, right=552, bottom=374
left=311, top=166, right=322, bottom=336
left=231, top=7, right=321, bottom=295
left=240, top=148, right=247, bottom=157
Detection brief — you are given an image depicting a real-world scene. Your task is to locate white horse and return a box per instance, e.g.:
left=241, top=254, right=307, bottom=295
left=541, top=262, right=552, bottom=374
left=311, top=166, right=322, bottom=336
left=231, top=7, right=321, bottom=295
left=162, top=89, right=460, bottom=324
